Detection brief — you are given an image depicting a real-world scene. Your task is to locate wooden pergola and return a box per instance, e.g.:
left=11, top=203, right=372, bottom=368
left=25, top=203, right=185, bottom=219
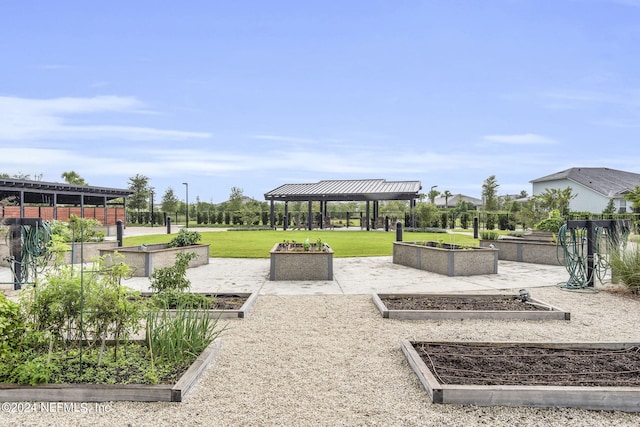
left=264, top=179, right=422, bottom=230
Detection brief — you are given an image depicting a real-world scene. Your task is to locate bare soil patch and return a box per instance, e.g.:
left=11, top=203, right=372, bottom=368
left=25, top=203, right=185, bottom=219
left=414, top=342, right=640, bottom=387
left=381, top=295, right=543, bottom=311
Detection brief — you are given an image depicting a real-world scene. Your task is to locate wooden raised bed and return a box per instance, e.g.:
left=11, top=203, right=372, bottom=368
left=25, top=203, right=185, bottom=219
left=372, top=293, right=570, bottom=320
left=141, top=292, right=258, bottom=319
left=402, top=340, right=640, bottom=412
left=0, top=339, right=221, bottom=402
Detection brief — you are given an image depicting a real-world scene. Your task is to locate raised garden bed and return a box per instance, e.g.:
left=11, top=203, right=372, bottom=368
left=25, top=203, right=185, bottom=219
left=393, top=241, right=498, bottom=276
left=479, top=238, right=565, bottom=266
left=0, top=339, right=221, bottom=402
left=269, top=242, right=333, bottom=281
left=99, top=243, right=210, bottom=277
left=372, top=293, right=570, bottom=320
left=141, top=292, right=258, bottom=318
left=402, top=340, right=640, bottom=412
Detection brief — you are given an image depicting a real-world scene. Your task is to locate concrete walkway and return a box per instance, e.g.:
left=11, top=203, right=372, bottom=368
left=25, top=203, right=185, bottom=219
left=0, top=226, right=573, bottom=296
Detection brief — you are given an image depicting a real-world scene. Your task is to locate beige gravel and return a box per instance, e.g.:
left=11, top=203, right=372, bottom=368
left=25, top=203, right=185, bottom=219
left=3, top=284, right=640, bottom=426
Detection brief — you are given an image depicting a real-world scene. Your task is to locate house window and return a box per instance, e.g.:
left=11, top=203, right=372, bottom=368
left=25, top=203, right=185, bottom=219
left=619, top=199, right=627, bottom=213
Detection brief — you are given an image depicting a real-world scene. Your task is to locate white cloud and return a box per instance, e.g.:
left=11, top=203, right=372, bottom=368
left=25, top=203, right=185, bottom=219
left=482, top=133, right=556, bottom=145
left=0, top=95, right=212, bottom=141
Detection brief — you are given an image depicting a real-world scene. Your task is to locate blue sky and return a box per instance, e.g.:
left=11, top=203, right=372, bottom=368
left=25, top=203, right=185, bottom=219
left=1, top=0, right=639, bottom=203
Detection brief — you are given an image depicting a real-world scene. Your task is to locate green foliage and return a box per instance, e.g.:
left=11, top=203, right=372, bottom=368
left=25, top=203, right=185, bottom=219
left=482, top=175, right=499, bottom=210
left=0, top=293, right=24, bottom=348
left=167, top=228, right=202, bottom=248
left=50, top=214, right=105, bottom=242
left=479, top=230, right=500, bottom=240
left=149, top=251, right=198, bottom=293
left=624, top=185, right=640, bottom=213
left=610, top=246, right=640, bottom=294
left=145, top=307, right=226, bottom=363
left=603, top=198, right=616, bottom=215
left=22, top=255, right=143, bottom=350
left=150, top=289, right=215, bottom=309
left=534, top=209, right=565, bottom=233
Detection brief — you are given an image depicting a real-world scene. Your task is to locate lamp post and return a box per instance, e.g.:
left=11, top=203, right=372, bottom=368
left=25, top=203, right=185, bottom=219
left=149, top=187, right=154, bottom=227
left=182, top=182, right=189, bottom=229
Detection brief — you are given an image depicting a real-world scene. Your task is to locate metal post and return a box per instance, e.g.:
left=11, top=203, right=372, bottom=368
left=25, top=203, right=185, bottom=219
left=473, top=217, right=479, bottom=239
left=116, top=220, right=123, bottom=247
left=167, top=216, right=172, bottom=234
left=396, top=221, right=403, bottom=241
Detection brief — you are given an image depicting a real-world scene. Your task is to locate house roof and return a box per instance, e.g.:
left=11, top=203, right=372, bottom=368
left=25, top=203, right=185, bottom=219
left=531, top=167, right=640, bottom=197
left=0, top=178, right=133, bottom=205
left=264, top=179, right=422, bottom=202
left=434, top=194, right=483, bottom=207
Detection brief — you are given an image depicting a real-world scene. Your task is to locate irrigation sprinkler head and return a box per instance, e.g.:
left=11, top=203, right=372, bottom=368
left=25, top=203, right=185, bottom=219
left=519, top=289, right=531, bottom=302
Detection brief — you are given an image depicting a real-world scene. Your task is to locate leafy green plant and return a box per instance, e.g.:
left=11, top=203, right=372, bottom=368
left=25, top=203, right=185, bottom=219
left=151, top=289, right=215, bottom=309
left=534, top=209, right=565, bottom=233
left=50, top=214, right=105, bottom=243
left=0, top=293, right=24, bottom=349
left=149, top=252, right=198, bottom=293
left=167, top=229, right=201, bottom=248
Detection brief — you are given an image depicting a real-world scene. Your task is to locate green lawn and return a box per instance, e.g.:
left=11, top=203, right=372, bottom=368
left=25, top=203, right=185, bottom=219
left=122, top=230, right=479, bottom=258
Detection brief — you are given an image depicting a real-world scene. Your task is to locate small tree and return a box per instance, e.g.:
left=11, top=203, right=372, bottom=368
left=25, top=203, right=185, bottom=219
left=482, top=175, right=499, bottom=211
left=161, top=187, right=180, bottom=213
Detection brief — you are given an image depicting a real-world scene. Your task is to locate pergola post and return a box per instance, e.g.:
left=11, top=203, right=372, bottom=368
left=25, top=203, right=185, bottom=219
left=284, top=201, right=289, bottom=230
left=307, top=201, right=313, bottom=230
left=269, top=200, right=275, bottom=229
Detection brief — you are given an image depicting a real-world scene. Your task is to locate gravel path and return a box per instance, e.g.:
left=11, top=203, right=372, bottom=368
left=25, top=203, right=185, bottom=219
left=4, top=285, right=640, bottom=426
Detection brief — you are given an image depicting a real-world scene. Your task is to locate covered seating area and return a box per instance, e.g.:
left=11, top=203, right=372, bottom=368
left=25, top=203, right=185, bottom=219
left=264, top=179, right=422, bottom=231
left=0, top=178, right=133, bottom=226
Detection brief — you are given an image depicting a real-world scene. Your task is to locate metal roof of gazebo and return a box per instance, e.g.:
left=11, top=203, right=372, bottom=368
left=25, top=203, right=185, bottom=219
left=264, top=179, right=422, bottom=202
left=264, top=179, right=422, bottom=230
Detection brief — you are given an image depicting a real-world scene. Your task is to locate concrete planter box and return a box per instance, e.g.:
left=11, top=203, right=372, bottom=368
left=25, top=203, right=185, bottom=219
left=393, top=241, right=498, bottom=276
left=0, top=241, right=120, bottom=267
left=100, top=244, right=210, bottom=277
left=63, top=241, right=120, bottom=264
left=269, top=242, right=333, bottom=281
left=479, top=238, right=565, bottom=266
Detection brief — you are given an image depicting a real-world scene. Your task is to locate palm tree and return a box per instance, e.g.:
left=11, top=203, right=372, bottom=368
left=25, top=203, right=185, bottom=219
left=61, top=171, right=87, bottom=186
left=443, top=190, right=453, bottom=208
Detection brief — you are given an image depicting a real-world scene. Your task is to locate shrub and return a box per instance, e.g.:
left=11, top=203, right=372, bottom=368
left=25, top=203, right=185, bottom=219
left=149, top=252, right=198, bottom=293
left=534, top=209, right=565, bottom=233
left=167, top=229, right=201, bottom=248
left=50, top=214, right=105, bottom=243
left=480, top=230, right=500, bottom=240
left=609, top=246, right=640, bottom=294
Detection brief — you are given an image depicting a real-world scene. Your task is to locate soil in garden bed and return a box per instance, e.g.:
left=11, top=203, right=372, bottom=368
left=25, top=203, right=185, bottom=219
left=414, top=343, right=640, bottom=387
left=207, top=294, right=248, bottom=310
left=144, top=293, right=249, bottom=310
left=382, top=295, right=544, bottom=311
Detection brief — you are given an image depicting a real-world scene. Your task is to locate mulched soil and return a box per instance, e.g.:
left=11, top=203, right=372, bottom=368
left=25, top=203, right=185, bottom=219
left=381, top=295, right=545, bottom=311
left=414, top=343, right=640, bottom=387
left=209, top=294, right=248, bottom=310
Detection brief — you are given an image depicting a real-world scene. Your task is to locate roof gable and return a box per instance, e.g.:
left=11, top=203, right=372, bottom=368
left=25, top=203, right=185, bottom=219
left=531, top=167, right=640, bottom=197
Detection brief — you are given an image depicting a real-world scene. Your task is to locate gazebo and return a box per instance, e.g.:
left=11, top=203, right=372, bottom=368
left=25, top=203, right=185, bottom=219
left=264, top=179, right=422, bottom=230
